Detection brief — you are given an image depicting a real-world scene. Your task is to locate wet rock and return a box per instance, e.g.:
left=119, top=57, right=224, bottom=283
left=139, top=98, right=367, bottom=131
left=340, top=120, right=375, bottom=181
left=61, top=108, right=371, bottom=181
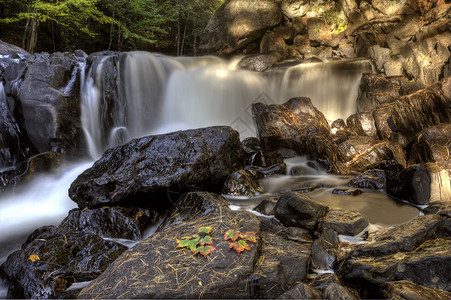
left=382, top=280, right=451, bottom=300
left=238, top=53, right=279, bottom=72
left=324, top=283, right=359, bottom=300
left=333, top=136, right=406, bottom=174
left=348, top=169, right=386, bottom=189
left=320, top=209, right=369, bottom=236
left=275, top=192, right=329, bottom=232
left=60, top=207, right=159, bottom=241
left=252, top=97, right=333, bottom=161
left=158, top=192, right=230, bottom=231
left=331, top=119, right=347, bottom=133
left=372, top=0, right=407, bottom=16
left=346, top=111, right=378, bottom=138
left=245, top=163, right=286, bottom=179
left=242, top=137, right=285, bottom=168
left=222, top=170, right=264, bottom=197
left=386, top=162, right=451, bottom=205
left=199, top=0, right=283, bottom=55
left=277, top=282, right=322, bottom=299
left=350, top=215, right=445, bottom=258
left=341, top=238, right=451, bottom=295
left=408, top=124, right=451, bottom=169
left=254, top=197, right=278, bottom=216
left=332, top=187, right=363, bottom=196
left=356, top=74, right=400, bottom=112
left=250, top=232, right=311, bottom=298
left=69, top=126, right=244, bottom=209
left=17, top=52, right=84, bottom=154
left=309, top=273, right=358, bottom=299
left=372, top=75, right=451, bottom=145
left=77, top=192, right=261, bottom=299
left=0, top=225, right=126, bottom=299
left=307, top=17, right=339, bottom=48
left=368, top=46, right=392, bottom=72
left=312, top=229, right=339, bottom=271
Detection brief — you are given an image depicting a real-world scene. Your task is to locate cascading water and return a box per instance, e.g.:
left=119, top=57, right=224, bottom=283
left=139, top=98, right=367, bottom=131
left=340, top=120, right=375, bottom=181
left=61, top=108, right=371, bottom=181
left=81, top=52, right=374, bottom=157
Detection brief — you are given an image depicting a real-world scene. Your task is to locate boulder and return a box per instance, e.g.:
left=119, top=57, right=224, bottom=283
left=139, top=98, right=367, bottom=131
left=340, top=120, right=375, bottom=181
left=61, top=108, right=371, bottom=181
left=238, top=53, right=279, bottom=72
left=275, top=192, right=329, bottom=232
left=60, top=207, right=159, bottom=241
left=277, top=282, right=322, bottom=299
left=386, top=162, right=451, bottom=205
left=241, top=137, right=284, bottom=167
left=0, top=225, right=127, bottom=299
left=408, top=124, right=451, bottom=169
left=69, top=126, right=244, bottom=209
left=368, top=46, right=392, bottom=72
left=332, top=188, right=363, bottom=196
left=349, top=215, right=445, bottom=258
left=348, top=169, right=386, bottom=189
left=77, top=192, right=262, bottom=299
left=253, top=197, right=278, bottom=216
left=331, top=119, right=347, bottom=133
left=252, top=97, right=333, bottom=161
left=17, top=52, right=85, bottom=154
left=311, top=229, right=339, bottom=271
left=382, top=280, right=451, bottom=300
left=245, top=163, right=286, bottom=179
left=346, top=111, right=378, bottom=137
left=260, top=33, right=288, bottom=61
left=341, top=238, right=451, bottom=295
left=221, top=170, right=264, bottom=197
left=371, top=0, right=407, bottom=16
left=281, top=0, right=310, bottom=18
left=319, top=209, right=369, bottom=236
left=0, top=40, right=29, bottom=56
left=355, top=73, right=400, bottom=112
left=333, top=136, right=406, bottom=174
left=309, top=273, right=358, bottom=298
left=307, top=17, right=339, bottom=48
left=199, top=0, right=283, bottom=55
left=372, top=77, right=451, bottom=145
left=422, top=201, right=451, bottom=218
left=250, top=232, right=312, bottom=298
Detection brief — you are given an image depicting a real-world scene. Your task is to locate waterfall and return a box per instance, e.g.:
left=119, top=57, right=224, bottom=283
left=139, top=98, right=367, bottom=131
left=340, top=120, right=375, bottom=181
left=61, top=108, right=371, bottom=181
left=81, top=53, right=374, bottom=158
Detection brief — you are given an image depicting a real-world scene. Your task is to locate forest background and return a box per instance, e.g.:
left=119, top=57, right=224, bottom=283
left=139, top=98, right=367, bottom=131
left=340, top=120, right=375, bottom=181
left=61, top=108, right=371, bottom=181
left=0, top=0, right=224, bottom=55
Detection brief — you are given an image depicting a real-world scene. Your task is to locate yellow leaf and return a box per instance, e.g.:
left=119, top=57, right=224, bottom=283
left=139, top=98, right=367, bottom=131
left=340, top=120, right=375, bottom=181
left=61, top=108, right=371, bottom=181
left=199, top=281, right=202, bottom=286
left=28, top=254, right=40, bottom=262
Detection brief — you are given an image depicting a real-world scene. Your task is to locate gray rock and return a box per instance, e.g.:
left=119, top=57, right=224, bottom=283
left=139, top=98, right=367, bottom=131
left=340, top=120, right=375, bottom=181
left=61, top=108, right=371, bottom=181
left=348, top=169, right=386, bottom=189
left=238, top=53, right=279, bottom=72
left=382, top=280, right=451, bottom=300
left=277, top=282, right=322, bottom=299
left=275, top=192, right=329, bottom=232
left=222, top=170, right=264, bottom=197
left=281, top=0, right=310, bottom=18
left=312, top=229, right=339, bottom=270
left=320, top=209, right=369, bottom=236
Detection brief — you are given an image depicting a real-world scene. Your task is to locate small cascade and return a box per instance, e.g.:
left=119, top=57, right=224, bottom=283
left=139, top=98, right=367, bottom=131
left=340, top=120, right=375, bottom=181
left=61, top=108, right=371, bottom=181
left=80, top=53, right=374, bottom=157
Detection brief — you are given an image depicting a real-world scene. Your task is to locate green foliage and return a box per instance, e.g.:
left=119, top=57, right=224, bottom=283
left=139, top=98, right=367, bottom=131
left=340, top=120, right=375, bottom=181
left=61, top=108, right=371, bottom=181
left=176, top=227, right=216, bottom=258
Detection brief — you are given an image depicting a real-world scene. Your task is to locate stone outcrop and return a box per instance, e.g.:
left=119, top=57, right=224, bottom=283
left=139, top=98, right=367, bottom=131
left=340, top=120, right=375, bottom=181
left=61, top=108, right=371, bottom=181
left=69, top=126, right=244, bottom=209
left=252, top=97, right=333, bottom=161
left=199, top=0, right=283, bottom=55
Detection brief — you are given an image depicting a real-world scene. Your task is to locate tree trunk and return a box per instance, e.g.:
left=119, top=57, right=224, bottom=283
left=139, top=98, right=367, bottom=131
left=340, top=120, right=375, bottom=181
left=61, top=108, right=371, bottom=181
left=180, top=15, right=188, bottom=56
left=22, top=9, right=39, bottom=53
left=193, top=19, right=197, bottom=56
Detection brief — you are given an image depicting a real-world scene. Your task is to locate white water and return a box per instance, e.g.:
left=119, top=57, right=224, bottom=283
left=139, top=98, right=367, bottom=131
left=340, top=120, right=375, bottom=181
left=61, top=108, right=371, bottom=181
left=81, top=53, right=374, bottom=158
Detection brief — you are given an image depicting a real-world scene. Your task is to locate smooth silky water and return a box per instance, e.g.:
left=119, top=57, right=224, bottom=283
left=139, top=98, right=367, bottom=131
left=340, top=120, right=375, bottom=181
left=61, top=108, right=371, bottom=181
left=0, top=52, right=419, bottom=295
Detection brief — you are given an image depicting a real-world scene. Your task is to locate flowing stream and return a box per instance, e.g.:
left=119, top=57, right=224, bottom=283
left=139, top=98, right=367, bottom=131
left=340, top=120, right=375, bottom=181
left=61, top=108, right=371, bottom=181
left=0, top=53, right=419, bottom=295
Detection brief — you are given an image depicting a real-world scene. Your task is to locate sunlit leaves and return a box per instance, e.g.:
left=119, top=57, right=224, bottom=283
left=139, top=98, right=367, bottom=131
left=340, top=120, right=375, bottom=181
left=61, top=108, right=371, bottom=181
left=194, top=245, right=217, bottom=258
left=176, top=227, right=216, bottom=258
left=28, top=254, right=40, bottom=262
left=224, top=230, right=258, bottom=255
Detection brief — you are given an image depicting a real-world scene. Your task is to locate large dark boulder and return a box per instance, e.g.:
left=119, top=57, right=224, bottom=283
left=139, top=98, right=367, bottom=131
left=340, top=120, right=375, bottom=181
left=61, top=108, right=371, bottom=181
left=348, top=169, right=386, bottom=189
left=275, top=192, right=329, bottom=232
left=221, top=170, right=264, bottom=197
left=311, top=229, right=339, bottom=271
left=252, top=97, right=333, bottom=161
left=69, top=126, right=244, bottom=209
left=0, top=40, right=29, bottom=56
left=0, top=225, right=127, bottom=299
left=408, top=124, right=451, bottom=169
left=319, top=209, right=369, bottom=236
left=77, top=192, right=262, bottom=299
left=199, top=0, right=283, bottom=55
left=386, top=162, right=451, bottom=205
left=16, top=52, right=85, bottom=154
left=355, top=73, right=400, bottom=112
